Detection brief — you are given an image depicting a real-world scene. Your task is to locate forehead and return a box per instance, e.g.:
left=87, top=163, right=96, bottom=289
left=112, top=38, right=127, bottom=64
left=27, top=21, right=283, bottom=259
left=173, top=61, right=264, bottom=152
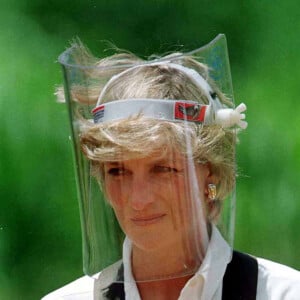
left=104, top=147, right=187, bottom=165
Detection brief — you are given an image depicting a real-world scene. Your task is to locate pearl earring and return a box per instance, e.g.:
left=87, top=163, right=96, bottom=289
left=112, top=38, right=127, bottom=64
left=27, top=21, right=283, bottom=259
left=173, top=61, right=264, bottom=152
left=208, top=184, right=217, bottom=201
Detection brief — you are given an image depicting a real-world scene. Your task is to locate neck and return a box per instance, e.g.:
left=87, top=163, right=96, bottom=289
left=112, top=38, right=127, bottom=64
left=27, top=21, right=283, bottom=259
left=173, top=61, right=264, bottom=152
left=131, top=239, right=200, bottom=281
left=136, top=274, right=193, bottom=300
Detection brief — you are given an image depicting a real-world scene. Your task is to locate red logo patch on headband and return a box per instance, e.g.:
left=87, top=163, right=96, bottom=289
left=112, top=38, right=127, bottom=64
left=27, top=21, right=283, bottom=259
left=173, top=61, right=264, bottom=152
left=92, top=105, right=105, bottom=122
left=174, top=102, right=207, bottom=123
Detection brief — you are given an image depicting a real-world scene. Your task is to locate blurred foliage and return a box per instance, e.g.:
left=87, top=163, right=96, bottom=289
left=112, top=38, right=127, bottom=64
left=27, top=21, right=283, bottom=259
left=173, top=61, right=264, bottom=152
left=0, top=0, right=300, bottom=299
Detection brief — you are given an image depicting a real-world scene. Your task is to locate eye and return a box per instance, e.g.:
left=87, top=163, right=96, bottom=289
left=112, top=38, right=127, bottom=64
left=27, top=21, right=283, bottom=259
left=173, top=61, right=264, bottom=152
left=107, top=167, right=126, bottom=177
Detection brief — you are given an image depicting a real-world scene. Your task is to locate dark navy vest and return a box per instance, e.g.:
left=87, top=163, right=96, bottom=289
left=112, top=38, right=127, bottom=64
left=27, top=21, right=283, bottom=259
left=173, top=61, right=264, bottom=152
left=103, top=250, right=258, bottom=300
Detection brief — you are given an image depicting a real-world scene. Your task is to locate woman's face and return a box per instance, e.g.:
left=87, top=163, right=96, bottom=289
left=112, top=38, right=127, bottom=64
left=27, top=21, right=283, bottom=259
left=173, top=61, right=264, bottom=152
left=103, top=149, right=210, bottom=252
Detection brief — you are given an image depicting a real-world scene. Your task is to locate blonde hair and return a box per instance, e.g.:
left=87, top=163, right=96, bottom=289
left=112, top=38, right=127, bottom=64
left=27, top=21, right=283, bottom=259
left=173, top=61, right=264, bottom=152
left=62, top=43, right=236, bottom=222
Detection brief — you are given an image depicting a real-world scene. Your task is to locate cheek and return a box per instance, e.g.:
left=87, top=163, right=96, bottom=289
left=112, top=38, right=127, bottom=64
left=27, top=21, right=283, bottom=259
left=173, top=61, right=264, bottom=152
left=171, top=174, right=206, bottom=222
left=104, top=179, right=126, bottom=208
left=164, top=177, right=189, bottom=227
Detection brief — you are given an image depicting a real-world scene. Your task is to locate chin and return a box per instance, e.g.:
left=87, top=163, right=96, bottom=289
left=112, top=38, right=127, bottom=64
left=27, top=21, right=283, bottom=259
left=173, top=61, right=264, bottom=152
left=131, top=234, right=167, bottom=252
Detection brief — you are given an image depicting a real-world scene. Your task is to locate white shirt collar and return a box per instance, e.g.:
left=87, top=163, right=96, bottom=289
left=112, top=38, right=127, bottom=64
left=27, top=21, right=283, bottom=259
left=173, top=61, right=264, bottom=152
left=123, top=237, right=141, bottom=300
left=123, top=225, right=232, bottom=300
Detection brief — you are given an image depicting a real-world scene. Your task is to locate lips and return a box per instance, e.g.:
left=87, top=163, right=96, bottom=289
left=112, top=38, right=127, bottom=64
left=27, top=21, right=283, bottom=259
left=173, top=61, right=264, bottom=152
left=130, top=214, right=166, bottom=226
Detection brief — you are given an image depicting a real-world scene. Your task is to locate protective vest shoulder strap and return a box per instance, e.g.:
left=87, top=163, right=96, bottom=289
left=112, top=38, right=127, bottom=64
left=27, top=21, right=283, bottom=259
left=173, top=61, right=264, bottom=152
left=222, top=250, right=258, bottom=300
left=102, top=264, right=124, bottom=300
left=103, top=250, right=258, bottom=299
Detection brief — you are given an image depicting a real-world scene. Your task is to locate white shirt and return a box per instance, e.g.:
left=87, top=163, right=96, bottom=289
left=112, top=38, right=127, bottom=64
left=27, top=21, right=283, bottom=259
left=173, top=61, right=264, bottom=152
left=119, top=226, right=231, bottom=300
left=42, top=227, right=300, bottom=299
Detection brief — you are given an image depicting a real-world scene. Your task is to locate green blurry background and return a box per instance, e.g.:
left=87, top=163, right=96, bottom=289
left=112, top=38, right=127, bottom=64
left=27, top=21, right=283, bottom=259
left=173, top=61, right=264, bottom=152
left=1, top=1, right=300, bottom=299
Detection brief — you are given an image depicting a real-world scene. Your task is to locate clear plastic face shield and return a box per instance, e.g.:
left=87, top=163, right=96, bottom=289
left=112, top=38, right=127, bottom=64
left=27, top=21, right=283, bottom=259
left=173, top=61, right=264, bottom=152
left=58, top=34, right=247, bottom=284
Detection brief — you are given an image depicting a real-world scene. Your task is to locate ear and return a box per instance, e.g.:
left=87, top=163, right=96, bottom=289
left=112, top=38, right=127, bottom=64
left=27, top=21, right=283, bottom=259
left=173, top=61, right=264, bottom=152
left=204, top=162, right=220, bottom=186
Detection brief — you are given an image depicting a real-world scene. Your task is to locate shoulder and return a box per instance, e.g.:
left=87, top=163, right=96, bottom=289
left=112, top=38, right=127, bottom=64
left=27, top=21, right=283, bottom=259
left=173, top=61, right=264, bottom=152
left=94, top=260, right=123, bottom=299
left=41, top=261, right=123, bottom=300
left=256, top=256, right=300, bottom=300
left=41, top=275, right=95, bottom=300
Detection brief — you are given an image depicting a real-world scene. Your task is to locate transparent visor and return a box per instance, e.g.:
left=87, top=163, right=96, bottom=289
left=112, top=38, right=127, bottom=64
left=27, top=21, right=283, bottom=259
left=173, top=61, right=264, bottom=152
left=58, top=34, right=239, bottom=283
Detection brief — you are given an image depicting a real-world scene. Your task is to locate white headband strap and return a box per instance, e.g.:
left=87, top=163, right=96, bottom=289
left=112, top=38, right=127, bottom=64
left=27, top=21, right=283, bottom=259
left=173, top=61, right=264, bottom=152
left=92, top=98, right=247, bottom=129
left=92, top=99, right=211, bottom=124
left=93, top=62, right=247, bottom=129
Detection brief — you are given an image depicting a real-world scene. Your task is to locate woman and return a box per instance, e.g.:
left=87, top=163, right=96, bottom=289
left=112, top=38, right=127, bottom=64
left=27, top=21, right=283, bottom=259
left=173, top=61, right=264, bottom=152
left=43, top=35, right=300, bottom=299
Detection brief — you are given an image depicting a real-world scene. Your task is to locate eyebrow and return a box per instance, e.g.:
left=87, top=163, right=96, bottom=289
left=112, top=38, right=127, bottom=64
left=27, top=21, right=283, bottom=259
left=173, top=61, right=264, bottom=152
left=104, top=156, right=183, bottom=166
left=151, top=158, right=177, bottom=164
left=105, top=162, right=123, bottom=166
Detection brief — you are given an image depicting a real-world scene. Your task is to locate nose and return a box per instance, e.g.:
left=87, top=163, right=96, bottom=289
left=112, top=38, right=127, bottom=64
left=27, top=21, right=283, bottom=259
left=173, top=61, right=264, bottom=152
left=128, top=176, right=155, bottom=211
